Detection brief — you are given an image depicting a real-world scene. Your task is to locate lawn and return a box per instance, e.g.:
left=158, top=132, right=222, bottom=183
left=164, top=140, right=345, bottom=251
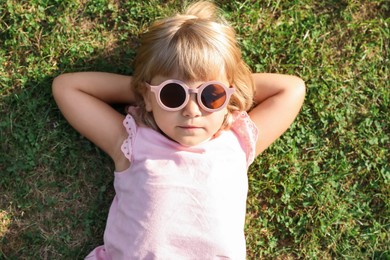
left=0, top=0, right=388, bottom=259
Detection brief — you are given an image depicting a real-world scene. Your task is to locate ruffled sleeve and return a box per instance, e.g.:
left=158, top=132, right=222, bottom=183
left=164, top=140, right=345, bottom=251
left=230, top=111, right=259, bottom=167
left=120, top=108, right=138, bottom=162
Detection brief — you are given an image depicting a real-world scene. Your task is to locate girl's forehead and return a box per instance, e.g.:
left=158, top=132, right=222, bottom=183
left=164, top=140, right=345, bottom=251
left=151, top=71, right=229, bottom=86
left=154, top=65, right=228, bottom=82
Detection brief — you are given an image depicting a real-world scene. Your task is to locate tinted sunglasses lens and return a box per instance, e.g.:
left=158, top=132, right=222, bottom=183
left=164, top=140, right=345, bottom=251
left=160, top=83, right=186, bottom=108
left=201, top=84, right=227, bottom=109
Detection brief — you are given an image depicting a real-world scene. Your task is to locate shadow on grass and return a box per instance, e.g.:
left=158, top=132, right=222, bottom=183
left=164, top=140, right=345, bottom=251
left=0, top=46, right=135, bottom=258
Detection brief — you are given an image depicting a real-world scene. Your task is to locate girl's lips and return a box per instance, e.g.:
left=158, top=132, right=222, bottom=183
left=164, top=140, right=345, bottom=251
left=178, top=125, right=203, bottom=130
left=179, top=126, right=199, bottom=129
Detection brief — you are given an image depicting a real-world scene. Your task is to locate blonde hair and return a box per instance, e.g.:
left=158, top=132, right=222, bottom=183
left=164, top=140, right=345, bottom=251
left=131, top=1, right=254, bottom=130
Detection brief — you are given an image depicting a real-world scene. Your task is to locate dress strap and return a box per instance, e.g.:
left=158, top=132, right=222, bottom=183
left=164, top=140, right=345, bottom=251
left=120, top=112, right=138, bottom=162
left=231, top=111, right=259, bottom=166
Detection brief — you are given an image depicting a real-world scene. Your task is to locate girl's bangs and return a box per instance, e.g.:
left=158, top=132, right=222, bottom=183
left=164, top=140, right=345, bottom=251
left=150, top=32, right=230, bottom=82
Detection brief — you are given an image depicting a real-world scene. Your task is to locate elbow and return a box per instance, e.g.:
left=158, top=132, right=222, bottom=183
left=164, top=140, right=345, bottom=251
left=52, top=75, right=60, bottom=99
left=295, top=76, right=306, bottom=91
left=294, top=76, right=306, bottom=101
left=52, top=75, right=62, bottom=101
left=52, top=73, right=70, bottom=101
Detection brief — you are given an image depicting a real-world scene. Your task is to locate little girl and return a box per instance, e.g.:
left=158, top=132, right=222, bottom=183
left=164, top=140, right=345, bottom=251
left=53, top=1, right=305, bottom=259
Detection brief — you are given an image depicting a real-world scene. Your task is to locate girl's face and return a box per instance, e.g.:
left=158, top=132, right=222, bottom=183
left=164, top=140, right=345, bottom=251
left=144, top=74, right=230, bottom=146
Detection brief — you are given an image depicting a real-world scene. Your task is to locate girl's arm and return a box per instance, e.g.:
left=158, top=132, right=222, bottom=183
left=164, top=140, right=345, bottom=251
left=249, top=73, right=306, bottom=155
left=52, top=72, right=134, bottom=170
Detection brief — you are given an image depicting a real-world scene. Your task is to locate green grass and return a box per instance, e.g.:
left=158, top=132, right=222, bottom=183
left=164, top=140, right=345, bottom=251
left=0, top=0, right=388, bottom=259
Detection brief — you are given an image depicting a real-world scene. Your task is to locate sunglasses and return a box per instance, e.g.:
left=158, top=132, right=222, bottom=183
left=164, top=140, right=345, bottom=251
left=146, top=79, right=235, bottom=112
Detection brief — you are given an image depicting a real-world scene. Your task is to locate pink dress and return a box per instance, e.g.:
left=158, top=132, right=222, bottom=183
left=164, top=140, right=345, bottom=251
left=86, top=109, right=258, bottom=260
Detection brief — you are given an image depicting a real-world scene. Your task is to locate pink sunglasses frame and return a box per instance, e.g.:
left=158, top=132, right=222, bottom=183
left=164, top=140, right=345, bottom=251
left=146, top=79, right=235, bottom=112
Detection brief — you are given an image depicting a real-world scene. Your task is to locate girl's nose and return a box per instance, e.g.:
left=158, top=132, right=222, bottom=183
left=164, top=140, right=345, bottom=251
left=182, top=94, right=202, bottom=117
